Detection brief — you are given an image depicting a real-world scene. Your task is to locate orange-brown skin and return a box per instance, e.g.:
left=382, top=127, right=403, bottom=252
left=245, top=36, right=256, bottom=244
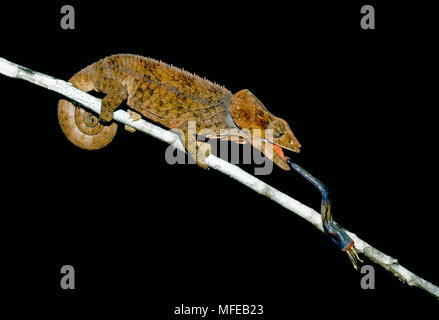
left=58, top=54, right=301, bottom=169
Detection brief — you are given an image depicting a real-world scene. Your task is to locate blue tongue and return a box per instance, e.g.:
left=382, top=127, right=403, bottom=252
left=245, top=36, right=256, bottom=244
left=285, top=157, right=329, bottom=203
left=285, top=157, right=354, bottom=251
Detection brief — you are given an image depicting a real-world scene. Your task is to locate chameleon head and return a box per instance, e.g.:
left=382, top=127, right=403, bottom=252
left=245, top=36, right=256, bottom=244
left=230, top=89, right=301, bottom=170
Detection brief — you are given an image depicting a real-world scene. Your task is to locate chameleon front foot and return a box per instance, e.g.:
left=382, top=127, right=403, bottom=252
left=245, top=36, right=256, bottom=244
left=195, top=141, right=211, bottom=169
left=124, top=110, right=142, bottom=133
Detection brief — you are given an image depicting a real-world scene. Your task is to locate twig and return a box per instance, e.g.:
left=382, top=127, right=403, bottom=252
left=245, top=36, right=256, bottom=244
left=1, top=57, right=438, bottom=299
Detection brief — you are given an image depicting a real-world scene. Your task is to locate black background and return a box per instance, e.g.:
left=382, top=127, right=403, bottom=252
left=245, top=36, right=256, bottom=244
left=0, top=0, right=438, bottom=317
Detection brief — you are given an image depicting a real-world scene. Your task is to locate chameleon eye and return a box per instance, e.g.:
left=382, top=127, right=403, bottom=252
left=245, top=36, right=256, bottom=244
left=268, top=119, right=286, bottom=139
left=274, top=131, right=284, bottom=139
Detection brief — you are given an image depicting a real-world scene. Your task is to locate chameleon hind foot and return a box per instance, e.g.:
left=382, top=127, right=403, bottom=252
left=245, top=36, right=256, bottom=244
left=196, top=141, right=211, bottom=169
left=124, top=110, right=142, bottom=133
left=99, top=98, right=115, bottom=123
left=95, top=77, right=128, bottom=123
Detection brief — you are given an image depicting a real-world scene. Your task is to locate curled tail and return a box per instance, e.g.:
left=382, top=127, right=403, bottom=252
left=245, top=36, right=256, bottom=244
left=57, top=65, right=118, bottom=150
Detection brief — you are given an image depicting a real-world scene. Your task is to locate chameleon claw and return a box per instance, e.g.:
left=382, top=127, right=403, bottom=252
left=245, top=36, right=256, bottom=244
left=128, top=110, right=142, bottom=121
left=124, top=124, right=136, bottom=133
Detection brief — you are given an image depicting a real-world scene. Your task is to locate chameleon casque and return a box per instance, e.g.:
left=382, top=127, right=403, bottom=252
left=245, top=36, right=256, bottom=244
left=58, top=54, right=301, bottom=170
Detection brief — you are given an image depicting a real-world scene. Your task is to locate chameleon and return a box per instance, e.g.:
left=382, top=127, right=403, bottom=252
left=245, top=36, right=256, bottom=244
left=58, top=54, right=301, bottom=170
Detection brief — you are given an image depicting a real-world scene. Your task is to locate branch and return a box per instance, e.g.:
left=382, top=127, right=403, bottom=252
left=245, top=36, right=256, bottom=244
left=1, top=57, right=438, bottom=299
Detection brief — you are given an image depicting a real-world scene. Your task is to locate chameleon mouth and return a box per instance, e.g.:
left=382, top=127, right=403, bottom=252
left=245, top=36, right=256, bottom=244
left=257, top=138, right=300, bottom=159
left=251, top=137, right=299, bottom=170
left=262, top=138, right=301, bottom=154
left=270, top=142, right=300, bottom=157
left=273, top=145, right=286, bottom=160
left=278, top=144, right=301, bottom=153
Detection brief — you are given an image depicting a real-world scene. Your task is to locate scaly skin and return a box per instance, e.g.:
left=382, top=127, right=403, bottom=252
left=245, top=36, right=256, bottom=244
left=58, top=54, right=301, bottom=169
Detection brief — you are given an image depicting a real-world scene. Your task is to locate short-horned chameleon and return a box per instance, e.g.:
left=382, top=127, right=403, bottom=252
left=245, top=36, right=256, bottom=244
left=58, top=54, right=301, bottom=169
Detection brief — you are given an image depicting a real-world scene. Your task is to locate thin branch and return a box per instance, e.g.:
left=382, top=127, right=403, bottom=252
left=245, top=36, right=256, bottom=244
left=1, top=57, right=438, bottom=299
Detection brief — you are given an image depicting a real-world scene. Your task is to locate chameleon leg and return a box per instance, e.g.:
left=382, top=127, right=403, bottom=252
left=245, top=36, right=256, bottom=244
left=176, top=122, right=211, bottom=169
left=94, top=77, right=128, bottom=122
